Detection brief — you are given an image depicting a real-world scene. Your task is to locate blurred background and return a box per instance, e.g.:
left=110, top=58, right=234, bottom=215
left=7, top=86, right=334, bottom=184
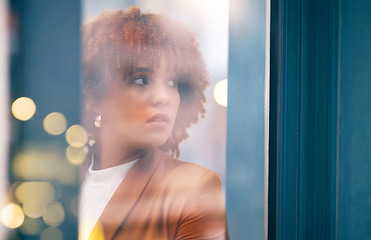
left=1, top=0, right=82, bottom=239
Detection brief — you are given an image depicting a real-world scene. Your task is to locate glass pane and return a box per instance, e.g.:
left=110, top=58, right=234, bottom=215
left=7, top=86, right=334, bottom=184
left=80, top=1, right=229, bottom=239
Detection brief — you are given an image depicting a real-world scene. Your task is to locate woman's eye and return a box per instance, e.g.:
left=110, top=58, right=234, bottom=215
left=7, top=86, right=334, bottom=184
left=167, top=79, right=178, bottom=87
left=133, top=77, right=149, bottom=85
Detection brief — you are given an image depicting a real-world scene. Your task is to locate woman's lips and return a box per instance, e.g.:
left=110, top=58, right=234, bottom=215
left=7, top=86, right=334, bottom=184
left=146, top=113, right=170, bottom=128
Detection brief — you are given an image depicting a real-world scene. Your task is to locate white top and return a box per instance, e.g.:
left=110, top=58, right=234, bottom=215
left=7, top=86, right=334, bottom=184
left=79, top=157, right=138, bottom=240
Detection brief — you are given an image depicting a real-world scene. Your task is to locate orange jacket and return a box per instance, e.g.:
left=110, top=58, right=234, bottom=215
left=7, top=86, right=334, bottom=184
left=89, top=149, right=228, bottom=240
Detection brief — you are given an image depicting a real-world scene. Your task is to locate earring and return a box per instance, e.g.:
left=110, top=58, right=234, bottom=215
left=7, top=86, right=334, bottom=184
left=116, top=49, right=120, bottom=69
left=95, top=115, right=102, bottom=128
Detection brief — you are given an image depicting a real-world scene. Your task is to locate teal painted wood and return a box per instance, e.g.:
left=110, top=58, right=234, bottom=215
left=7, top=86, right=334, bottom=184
left=337, top=0, right=371, bottom=238
left=299, top=0, right=338, bottom=239
left=226, top=0, right=267, bottom=239
left=269, top=0, right=339, bottom=239
left=270, top=0, right=303, bottom=238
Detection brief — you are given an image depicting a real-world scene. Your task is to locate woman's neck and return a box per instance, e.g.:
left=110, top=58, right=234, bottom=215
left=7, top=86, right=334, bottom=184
left=94, top=140, right=149, bottom=170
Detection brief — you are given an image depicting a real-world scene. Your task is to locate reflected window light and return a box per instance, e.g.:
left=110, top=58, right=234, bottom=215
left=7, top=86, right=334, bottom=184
left=1, top=203, right=25, bottom=228
left=11, top=97, right=36, bottom=121
left=213, top=79, right=228, bottom=107
left=42, top=201, right=65, bottom=227
left=40, top=227, right=63, bottom=240
left=65, top=125, right=88, bottom=147
left=66, top=145, right=86, bottom=165
left=43, top=112, right=67, bottom=135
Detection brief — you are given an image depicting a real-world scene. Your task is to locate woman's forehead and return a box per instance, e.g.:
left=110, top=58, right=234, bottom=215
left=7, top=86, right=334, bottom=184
left=134, top=52, right=177, bottom=72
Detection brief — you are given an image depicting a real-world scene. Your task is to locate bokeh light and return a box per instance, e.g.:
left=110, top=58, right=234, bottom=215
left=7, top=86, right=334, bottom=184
left=43, top=112, right=67, bottom=135
left=15, top=182, right=55, bottom=218
left=11, top=97, right=36, bottom=121
left=12, top=145, right=78, bottom=185
left=66, top=145, right=86, bottom=165
left=213, top=79, right=228, bottom=107
left=42, top=201, right=65, bottom=227
left=65, top=125, right=88, bottom=147
left=40, top=227, right=63, bottom=240
left=1, top=203, right=25, bottom=228
left=22, top=203, right=44, bottom=219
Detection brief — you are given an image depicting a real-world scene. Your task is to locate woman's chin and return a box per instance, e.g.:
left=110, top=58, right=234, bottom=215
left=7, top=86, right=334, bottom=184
left=136, top=136, right=169, bottom=150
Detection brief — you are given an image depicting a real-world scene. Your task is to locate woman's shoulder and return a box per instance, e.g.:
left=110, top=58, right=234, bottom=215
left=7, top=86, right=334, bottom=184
left=162, top=154, right=218, bottom=175
left=157, top=154, right=222, bottom=189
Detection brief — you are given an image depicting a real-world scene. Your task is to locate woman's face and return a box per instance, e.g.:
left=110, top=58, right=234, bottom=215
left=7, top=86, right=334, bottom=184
left=99, top=56, right=180, bottom=154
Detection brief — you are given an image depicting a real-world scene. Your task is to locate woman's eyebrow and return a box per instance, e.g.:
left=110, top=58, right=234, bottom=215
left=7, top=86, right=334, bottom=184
left=135, top=67, right=153, bottom=73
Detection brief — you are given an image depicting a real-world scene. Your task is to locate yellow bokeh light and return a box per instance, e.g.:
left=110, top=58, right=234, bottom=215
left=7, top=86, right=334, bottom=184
left=42, top=202, right=65, bottom=227
left=1, top=203, right=25, bottom=228
left=15, top=182, right=55, bottom=218
left=43, top=112, right=67, bottom=135
left=213, top=79, right=228, bottom=107
left=12, top=145, right=79, bottom=185
left=11, top=97, right=36, bottom=121
left=23, top=203, right=45, bottom=219
left=40, top=227, right=63, bottom=240
left=66, top=145, right=86, bottom=165
left=65, top=125, right=88, bottom=147
left=15, top=182, right=55, bottom=205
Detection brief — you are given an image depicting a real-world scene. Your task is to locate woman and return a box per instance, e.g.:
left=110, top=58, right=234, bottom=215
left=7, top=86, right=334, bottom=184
left=80, top=7, right=228, bottom=240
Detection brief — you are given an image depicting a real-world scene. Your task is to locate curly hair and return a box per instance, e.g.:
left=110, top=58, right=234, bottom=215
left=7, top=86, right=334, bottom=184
left=81, top=7, right=208, bottom=158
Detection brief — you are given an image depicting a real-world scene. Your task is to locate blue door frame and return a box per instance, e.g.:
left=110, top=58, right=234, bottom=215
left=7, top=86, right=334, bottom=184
left=267, top=0, right=371, bottom=239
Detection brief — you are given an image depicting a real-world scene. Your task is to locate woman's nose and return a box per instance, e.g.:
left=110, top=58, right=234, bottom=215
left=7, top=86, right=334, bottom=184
left=150, top=83, right=169, bottom=106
